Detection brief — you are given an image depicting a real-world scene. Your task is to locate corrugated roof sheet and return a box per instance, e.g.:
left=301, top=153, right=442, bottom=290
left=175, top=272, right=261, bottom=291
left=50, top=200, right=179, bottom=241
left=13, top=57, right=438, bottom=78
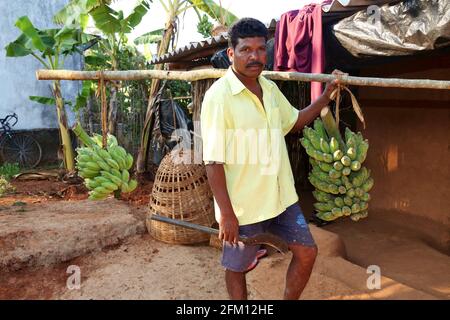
left=150, top=20, right=278, bottom=65
left=150, top=34, right=228, bottom=65
left=150, top=2, right=402, bottom=65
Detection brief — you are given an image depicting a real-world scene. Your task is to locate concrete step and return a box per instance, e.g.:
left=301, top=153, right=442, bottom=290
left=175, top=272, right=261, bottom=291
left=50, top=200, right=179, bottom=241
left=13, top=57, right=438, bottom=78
left=247, top=226, right=439, bottom=299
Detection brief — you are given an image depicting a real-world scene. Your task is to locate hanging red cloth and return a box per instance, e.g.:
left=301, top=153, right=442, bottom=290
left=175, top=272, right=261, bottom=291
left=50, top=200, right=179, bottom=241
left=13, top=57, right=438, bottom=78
left=274, top=2, right=330, bottom=101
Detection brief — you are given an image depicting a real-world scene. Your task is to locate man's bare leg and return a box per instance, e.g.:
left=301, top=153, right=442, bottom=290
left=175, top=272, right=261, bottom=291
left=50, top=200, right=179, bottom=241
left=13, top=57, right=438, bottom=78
left=284, top=244, right=318, bottom=300
left=225, top=269, right=247, bottom=300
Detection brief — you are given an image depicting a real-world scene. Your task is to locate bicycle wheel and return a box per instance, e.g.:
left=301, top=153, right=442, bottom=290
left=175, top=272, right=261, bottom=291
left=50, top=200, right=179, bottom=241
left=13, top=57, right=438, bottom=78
left=0, top=133, right=42, bottom=168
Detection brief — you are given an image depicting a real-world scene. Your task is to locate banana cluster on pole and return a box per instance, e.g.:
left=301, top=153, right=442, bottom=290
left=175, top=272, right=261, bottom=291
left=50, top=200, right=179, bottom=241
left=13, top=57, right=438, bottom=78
left=73, top=124, right=137, bottom=200
left=301, top=119, right=374, bottom=222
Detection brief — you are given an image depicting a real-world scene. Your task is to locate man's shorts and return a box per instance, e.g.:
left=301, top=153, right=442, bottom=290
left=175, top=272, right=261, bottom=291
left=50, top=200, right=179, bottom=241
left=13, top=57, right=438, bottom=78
left=222, top=202, right=316, bottom=272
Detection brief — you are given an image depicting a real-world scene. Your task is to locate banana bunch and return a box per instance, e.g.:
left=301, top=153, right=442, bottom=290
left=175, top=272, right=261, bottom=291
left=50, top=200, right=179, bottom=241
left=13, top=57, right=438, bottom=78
left=75, top=133, right=137, bottom=200
left=301, top=119, right=374, bottom=222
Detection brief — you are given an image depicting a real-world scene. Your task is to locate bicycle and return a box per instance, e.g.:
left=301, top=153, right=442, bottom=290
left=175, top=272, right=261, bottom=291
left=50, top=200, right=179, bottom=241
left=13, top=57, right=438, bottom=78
left=0, top=113, right=42, bottom=168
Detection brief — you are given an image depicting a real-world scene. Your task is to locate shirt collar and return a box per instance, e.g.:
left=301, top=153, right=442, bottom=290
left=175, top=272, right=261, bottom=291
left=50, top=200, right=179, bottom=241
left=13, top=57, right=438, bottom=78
left=226, top=67, right=246, bottom=95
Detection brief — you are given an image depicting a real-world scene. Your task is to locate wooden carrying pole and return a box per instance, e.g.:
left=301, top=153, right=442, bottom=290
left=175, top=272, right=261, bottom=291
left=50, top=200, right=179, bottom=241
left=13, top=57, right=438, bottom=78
left=36, top=69, right=450, bottom=90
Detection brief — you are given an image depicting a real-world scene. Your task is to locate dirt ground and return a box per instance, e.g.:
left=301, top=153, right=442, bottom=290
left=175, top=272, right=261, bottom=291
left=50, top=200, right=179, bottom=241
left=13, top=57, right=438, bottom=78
left=0, top=177, right=448, bottom=300
left=1, top=174, right=153, bottom=206
left=0, top=228, right=438, bottom=300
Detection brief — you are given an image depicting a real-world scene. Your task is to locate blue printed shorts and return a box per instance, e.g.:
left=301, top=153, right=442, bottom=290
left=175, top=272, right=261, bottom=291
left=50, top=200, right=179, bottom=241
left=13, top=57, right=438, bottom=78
left=222, top=202, right=316, bottom=272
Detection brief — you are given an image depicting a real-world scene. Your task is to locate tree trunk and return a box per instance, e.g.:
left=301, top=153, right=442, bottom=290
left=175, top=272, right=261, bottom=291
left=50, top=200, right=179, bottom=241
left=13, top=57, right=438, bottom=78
left=108, top=84, right=118, bottom=135
left=53, top=80, right=75, bottom=171
left=136, top=17, right=176, bottom=174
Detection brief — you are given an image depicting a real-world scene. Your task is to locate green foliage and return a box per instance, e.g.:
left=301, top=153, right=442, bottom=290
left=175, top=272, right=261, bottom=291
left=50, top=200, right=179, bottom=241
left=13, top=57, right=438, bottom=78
left=0, top=162, right=20, bottom=181
left=5, top=16, right=94, bottom=65
left=65, top=1, right=151, bottom=115
left=189, top=0, right=238, bottom=26
left=197, top=14, right=213, bottom=38
left=75, top=80, right=95, bottom=111
left=29, top=94, right=70, bottom=105
left=15, top=16, right=46, bottom=51
left=53, top=0, right=111, bottom=29
left=134, top=28, right=164, bottom=46
left=54, top=0, right=150, bottom=34
left=0, top=176, right=15, bottom=197
left=29, top=96, right=56, bottom=106
left=89, top=1, right=151, bottom=35
left=81, top=43, right=150, bottom=128
left=167, top=80, right=191, bottom=109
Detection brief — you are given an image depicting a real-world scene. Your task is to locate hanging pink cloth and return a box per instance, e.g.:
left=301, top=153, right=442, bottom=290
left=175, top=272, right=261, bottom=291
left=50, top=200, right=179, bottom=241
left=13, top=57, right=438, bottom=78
left=274, top=2, right=330, bottom=101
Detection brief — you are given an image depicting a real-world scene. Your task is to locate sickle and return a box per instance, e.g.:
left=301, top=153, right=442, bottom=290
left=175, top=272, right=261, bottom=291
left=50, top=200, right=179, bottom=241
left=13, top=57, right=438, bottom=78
left=149, top=214, right=289, bottom=254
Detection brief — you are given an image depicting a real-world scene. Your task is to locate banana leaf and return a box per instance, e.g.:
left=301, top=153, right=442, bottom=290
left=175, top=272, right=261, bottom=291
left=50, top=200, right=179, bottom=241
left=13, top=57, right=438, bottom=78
left=53, top=0, right=113, bottom=29
left=84, top=54, right=110, bottom=67
left=15, top=16, right=46, bottom=52
left=29, top=96, right=74, bottom=107
left=90, top=1, right=150, bottom=35
left=90, top=4, right=122, bottom=35
left=189, top=0, right=238, bottom=26
left=125, top=0, right=151, bottom=29
left=75, top=81, right=94, bottom=110
left=29, top=96, right=56, bottom=105
left=134, top=28, right=164, bottom=45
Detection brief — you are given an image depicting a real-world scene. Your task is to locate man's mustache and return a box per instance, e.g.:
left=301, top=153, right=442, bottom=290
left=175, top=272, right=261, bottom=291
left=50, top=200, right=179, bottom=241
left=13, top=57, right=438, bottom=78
left=246, top=62, right=264, bottom=68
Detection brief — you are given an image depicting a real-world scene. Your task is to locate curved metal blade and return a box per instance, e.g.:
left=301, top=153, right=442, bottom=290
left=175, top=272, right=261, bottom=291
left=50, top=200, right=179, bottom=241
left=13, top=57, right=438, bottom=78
left=240, top=233, right=289, bottom=254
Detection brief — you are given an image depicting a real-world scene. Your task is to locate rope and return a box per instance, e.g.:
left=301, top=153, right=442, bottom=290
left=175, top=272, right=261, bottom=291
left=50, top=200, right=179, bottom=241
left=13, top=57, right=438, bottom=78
left=330, top=80, right=366, bottom=129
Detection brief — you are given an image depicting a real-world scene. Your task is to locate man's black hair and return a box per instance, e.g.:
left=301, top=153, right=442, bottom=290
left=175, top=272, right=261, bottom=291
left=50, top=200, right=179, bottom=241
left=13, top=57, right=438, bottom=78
left=228, top=18, right=268, bottom=48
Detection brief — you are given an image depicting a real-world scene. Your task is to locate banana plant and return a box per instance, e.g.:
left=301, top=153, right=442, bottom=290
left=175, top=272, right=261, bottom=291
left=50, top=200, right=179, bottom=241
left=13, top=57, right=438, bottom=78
left=90, top=1, right=151, bottom=135
left=135, top=0, right=238, bottom=174
left=54, top=0, right=151, bottom=136
left=5, top=16, right=96, bottom=171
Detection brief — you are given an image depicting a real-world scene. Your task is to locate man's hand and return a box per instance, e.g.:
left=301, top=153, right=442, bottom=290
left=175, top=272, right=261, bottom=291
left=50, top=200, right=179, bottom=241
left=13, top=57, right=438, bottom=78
left=322, top=69, right=348, bottom=101
left=290, top=69, right=349, bottom=133
left=219, top=212, right=240, bottom=245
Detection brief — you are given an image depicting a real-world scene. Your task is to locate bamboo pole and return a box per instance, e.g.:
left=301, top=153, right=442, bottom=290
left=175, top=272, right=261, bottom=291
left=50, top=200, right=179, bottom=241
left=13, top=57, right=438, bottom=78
left=36, top=69, right=450, bottom=90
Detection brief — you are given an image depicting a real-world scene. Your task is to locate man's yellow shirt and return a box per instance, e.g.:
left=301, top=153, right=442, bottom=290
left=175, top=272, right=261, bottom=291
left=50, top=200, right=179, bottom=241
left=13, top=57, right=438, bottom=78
left=201, top=67, right=300, bottom=226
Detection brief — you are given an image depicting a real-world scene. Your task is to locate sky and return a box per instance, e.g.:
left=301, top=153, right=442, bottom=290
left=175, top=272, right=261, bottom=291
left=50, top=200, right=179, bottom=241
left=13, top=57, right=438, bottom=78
left=111, top=0, right=319, bottom=55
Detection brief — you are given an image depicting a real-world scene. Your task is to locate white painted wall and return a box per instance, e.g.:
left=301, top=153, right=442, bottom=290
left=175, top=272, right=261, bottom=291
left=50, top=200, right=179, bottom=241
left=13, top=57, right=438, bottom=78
left=0, top=0, right=81, bottom=130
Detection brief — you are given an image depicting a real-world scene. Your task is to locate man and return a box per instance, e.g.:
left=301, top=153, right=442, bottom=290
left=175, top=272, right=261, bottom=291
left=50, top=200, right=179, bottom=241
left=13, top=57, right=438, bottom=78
left=201, top=17, right=344, bottom=300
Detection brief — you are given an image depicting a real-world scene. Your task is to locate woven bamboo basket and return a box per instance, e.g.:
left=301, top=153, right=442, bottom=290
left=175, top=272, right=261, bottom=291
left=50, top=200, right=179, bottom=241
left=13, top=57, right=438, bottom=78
left=147, top=148, right=215, bottom=244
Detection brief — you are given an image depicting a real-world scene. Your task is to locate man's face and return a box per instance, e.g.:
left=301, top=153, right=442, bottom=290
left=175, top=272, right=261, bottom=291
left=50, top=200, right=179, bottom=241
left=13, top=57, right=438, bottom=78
left=227, top=37, right=267, bottom=79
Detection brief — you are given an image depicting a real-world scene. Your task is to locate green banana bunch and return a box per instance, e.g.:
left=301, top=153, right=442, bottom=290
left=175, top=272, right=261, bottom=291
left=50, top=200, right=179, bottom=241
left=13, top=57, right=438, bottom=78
left=301, top=119, right=373, bottom=222
left=73, top=126, right=138, bottom=201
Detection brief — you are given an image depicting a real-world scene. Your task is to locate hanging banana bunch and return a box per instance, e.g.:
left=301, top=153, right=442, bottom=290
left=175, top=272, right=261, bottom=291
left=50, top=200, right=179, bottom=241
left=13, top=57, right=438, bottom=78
left=73, top=123, right=137, bottom=200
left=301, top=112, right=374, bottom=222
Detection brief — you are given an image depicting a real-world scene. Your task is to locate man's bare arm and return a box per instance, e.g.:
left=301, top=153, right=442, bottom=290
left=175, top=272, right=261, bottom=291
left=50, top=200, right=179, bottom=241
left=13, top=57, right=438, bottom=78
left=205, top=163, right=239, bottom=244
left=290, top=94, right=330, bottom=133
left=290, top=69, right=347, bottom=133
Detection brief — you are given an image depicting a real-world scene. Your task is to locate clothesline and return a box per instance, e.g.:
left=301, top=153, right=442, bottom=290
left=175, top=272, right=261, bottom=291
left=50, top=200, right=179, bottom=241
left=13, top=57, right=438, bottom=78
left=36, top=69, right=450, bottom=90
